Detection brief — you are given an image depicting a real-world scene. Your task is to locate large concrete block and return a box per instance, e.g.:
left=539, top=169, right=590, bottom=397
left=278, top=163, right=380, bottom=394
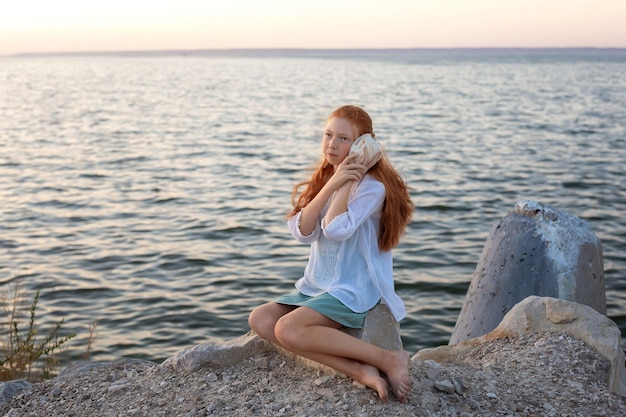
left=450, top=201, right=605, bottom=345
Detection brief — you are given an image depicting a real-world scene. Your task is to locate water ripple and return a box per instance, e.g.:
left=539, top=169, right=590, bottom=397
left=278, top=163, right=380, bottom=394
left=0, top=51, right=625, bottom=362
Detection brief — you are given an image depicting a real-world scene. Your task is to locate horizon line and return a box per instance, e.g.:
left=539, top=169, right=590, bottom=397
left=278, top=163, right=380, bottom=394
left=5, top=46, right=626, bottom=58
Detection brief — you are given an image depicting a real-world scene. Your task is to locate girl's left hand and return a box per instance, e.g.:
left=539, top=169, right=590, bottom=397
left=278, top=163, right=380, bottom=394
left=331, top=154, right=367, bottom=187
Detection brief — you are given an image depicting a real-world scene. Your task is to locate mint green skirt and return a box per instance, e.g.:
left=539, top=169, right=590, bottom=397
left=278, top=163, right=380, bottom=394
left=275, top=291, right=370, bottom=329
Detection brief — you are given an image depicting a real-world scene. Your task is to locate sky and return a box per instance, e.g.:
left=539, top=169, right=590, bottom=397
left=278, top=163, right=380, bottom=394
left=1, top=0, right=625, bottom=55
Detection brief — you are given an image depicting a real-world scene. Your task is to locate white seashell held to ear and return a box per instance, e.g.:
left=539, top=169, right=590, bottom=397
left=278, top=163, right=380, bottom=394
left=349, top=134, right=383, bottom=169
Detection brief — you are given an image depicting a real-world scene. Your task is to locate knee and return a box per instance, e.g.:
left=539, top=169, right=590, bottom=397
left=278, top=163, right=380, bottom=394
left=248, top=306, right=275, bottom=341
left=274, top=316, right=303, bottom=350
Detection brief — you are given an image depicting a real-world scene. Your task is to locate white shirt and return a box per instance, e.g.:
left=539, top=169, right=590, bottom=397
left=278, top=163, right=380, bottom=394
left=287, top=174, right=407, bottom=322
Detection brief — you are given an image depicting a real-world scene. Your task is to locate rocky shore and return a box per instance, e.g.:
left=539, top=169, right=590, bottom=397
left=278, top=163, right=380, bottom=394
left=1, top=296, right=625, bottom=417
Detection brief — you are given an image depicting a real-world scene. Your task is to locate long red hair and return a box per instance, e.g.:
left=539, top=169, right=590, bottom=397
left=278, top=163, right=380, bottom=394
left=289, top=105, right=414, bottom=251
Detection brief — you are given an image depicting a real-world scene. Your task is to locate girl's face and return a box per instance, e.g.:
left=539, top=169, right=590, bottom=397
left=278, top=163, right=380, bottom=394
left=323, top=117, right=356, bottom=168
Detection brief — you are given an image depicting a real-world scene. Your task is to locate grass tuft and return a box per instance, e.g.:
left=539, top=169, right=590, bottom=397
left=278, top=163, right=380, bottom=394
left=1, top=280, right=78, bottom=382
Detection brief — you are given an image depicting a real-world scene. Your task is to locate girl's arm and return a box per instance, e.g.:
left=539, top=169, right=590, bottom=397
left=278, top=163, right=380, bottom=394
left=298, top=186, right=333, bottom=236
left=323, top=180, right=353, bottom=227
left=323, top=177, right=385, bottom=242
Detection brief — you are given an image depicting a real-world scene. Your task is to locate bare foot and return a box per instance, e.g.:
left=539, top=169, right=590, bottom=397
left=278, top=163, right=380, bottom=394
left=356, top=363, right=389, bottom=402
left=382, top=350, right=411, bottom=403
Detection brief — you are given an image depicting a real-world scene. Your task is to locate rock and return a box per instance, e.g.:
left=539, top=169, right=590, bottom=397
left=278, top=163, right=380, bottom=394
left=0, top=380, right=32, bottom=402
left=494, top=296, right=626, bottom=396
left=161, top=331, right=270, bottom=374
left=434, top=379, right=456, bottom=393
left=344, top=303, right=403, bottom=350
left=417, top=296, right=626, bottom=397
left=450, top=200, right=606, bottom=344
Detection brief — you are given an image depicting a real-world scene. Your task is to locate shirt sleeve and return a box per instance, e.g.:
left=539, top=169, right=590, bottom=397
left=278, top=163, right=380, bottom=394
left=322, top=177, right=385, bottom=242
left=287, top=210, right=321, bottom=244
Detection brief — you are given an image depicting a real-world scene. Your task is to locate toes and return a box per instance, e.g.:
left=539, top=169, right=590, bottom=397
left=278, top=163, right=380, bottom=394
left=392, top=375, right=411, bottom=402
left=395, top=387, right=407, bottom=403
left=378, top=388, right=389, bottom=402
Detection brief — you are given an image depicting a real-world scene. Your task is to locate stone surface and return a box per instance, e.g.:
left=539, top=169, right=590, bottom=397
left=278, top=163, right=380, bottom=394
left=0, top=380, right=31, bottom=403
left=344, top=303, right=403, bottom=350
left=161, top=331, right=269, bottom=374
left=418, top=296, right=626, bottom=397
left=450, top=200, right=606, bottom=344
left=2, top=307, right=626, bottom=416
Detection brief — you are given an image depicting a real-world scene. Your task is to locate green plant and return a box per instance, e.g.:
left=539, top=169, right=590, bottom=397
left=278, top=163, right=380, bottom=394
left=1, top=283, right=76, bottom=381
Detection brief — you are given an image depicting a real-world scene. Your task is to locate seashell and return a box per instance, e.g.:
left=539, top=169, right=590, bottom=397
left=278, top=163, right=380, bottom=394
left=349, top=133, right=383, bottom=169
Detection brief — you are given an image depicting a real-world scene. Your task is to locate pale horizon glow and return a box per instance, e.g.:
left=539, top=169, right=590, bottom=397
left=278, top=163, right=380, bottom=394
left=1, top=0, right=625, bottom=56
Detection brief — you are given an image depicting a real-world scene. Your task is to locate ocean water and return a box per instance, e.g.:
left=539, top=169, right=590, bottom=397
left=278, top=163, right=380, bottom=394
left=1, top=49, right=625, bottom=363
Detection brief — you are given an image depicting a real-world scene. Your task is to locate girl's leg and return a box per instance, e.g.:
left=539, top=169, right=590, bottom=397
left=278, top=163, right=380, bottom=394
left=274, top=307, right=411, bottom=403
left=248, top=302, right=295, bottom=343
left=250, top=303, right=391, bottom=400
left=289, top=348, right=391, bottom=402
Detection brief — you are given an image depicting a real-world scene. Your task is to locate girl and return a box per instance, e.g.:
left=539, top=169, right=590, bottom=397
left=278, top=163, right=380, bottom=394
left=248, top=105, right=414, bottom=403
